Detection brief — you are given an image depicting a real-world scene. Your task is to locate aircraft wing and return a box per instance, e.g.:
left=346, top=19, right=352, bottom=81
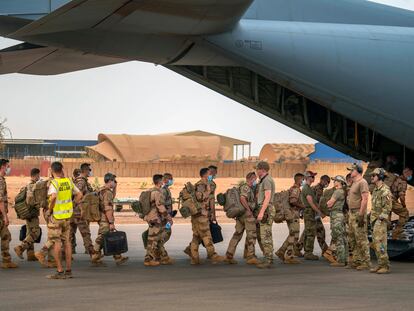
left=11, top=0, right=254, bottom=38
left=0, top=42, right=127, bottom=75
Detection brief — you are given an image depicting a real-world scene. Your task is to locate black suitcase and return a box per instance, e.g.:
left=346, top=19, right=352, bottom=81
left=103, top=231, right=128, bottom=256
left=210, top=222, right=223, bottom=244
left=19, top=225, right=42, bottom=243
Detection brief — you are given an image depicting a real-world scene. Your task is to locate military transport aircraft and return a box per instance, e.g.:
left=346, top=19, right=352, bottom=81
left=0, top=0, right=413, bottom=168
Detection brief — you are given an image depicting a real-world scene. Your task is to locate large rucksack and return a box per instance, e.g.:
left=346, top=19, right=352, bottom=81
left=80, top=192, right=101, bottom=222
left=33, top=180, right=49, bottom=210
left=179, top=183, right=200, bottom=218
left=222, top=187, right=245, bottom=219
left=14, top=187, right=38, bottom=220
left=134, top=190, right=152, bottom=219
left=273, top=191, right=290, bottom=223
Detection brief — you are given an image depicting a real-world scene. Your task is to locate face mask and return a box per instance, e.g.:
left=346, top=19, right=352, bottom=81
left=5, top=167, right=11, bottom=176
left=252, top=180, right=257, bottom=188
left=407, top=176, right=412, bottom=182
left=301, top=180, right=306, bottom=187
left=208, top=175, right=213, bottom=182
left=168, top=179, right=174, bottom=187
left=89, top=171, right=93, bottom=177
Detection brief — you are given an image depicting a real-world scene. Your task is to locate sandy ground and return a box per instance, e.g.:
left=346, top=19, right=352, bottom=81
left=4, top=177, right=414, bottom=225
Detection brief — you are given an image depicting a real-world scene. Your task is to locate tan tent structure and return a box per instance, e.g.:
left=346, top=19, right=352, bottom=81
left=259, top=144, right=315, bottom=163
left=87, top=134, right=230, bottom=162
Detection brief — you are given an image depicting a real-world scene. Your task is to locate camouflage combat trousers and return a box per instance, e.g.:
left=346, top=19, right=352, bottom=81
left=144, top=222, right=168, bottom=262
left=345, top=212, right=355, bottom=259
left=277, top=217, right=300, bottom=260
left=348, top=210, right=370, bottom=266
left=226, top=214, right=257, bottom=260
left=19, top=217, right=41, bottom=252
left=257, top=205, right=275, bottom=262
left=298, top=215, right=328, bottom=253
left=330, top=212, right=348, bottom=264
left=70, top=216, right=94, bottom=254
left=93, top=220, right=123, bottom=261
left=372, top=219, right=389, bottom=268
left=0, top=217, right=12, bottom=263
left=391, top=201, right=409, bottom=236
left=191, top=215, right=216, bottom=259
left=161, top=219, right=172, bottom=244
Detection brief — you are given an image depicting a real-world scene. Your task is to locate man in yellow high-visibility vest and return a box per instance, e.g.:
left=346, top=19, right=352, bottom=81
left=36, top=162, right=82, bottom=279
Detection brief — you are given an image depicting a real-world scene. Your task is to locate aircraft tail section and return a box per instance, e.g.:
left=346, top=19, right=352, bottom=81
left=244, top=0, right=414, bottom=27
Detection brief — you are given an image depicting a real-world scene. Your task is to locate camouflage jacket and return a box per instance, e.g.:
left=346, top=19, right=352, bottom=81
left=390, top=176, right=407, bottom=204
left=195, top=180, right=211, bottom=214
left=0, top=175, right=8, bottom=215
left=371, top=183, right=392, bottom=223
left=239, top=182, right=256, bottom=212
left=98, top=186, right=114, bottom=223
left=209, top=180, right=217, bottom=209
left=74, top=176, right=93, bottom=216
left=161, top=185, right=173, bottom=213
left=145, top=187, right=169, bottom=224
left=288, top=184, right=304, bottom=210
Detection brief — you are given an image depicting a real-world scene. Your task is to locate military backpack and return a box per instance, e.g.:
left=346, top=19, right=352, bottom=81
left=135, top=190, right=152, bottom=219
left=80, top=192, right=101, bottom=222
left=273, top=191, right=290, bottom=223
left=14, top=187, right=39, bottom=220
left=222, top=187, right=245, bottom=219
left=178, top=182, right=200, bottom=218
left=33, top=180, right=49, bottom=210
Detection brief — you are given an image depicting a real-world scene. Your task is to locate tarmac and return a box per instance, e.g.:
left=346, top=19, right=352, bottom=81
left=0, top=223, right=413, bottom=311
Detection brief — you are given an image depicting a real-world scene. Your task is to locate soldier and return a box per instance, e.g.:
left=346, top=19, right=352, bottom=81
left=326, top=175, right=348, bottom=267
left=275, top=173, right=304, bottom=264
left=190, top=168, right=225, bottom=265
left=142, top=174, right=174, bottom=267
left=345, top=173, right=355, bottom=265
left=208, top=165, right=218, bottom=222
left=224, top=172, right=259, bottom=265
left=346, top=163, right=371, bottom=270
left=370, top=168, right=392, bottom=274
left=301, top=171, right=324, bottom=260
left=389, top=167, right=412, bottom=239
left=14, top=168, right=42, bottom=262
left=255, top=161, right=276, bottom=269
left=36, top=162, right=82, bottom=279
left=161, top=173, right=174, bottom=244
left=71, top=163, right=94, bottom=255
left=91, top=173, right=128, bottom=266
left=0, top=159, right=18, bottom=269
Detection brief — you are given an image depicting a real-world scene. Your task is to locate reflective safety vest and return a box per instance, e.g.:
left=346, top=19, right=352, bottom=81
left=50, top=178, right=74, bottom=220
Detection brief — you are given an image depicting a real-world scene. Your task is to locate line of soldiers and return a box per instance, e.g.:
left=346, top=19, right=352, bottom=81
left=0, top=159, right=411, bottom=277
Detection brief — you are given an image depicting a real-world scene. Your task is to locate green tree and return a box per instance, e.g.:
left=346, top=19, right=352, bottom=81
left=0, top=118, right=10, bottom=151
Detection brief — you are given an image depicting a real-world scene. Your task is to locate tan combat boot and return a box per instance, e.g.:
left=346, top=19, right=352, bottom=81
left=210, top=254, right=226, bottom=264
left=370, top=266, right=380, bottom=273
left=14, top=245, right=24, bottom=259
left=144, top=260, right=160, bottom=267
left=183, top=246, right=191, bottom=258
left=256, top=259, right=273, bottom=269
left=246, top=257, right=260, bottom=265
left=190, top=257, right=200, bottom=265
left=376, top=266, right=390, bottom=274
left=304, top=253, right=319, bottom=261
left=275, top=250, right=285, bottom=262
left=35, top=250, right=48, bottom=267
left=160, top=257, right=175, bottom=265
left=356, top=264, right=370, bottom=271
left=330, top=262, right=346, bottom=267
left=224, top=254, right=238, bottom=265
left=115, top=256, right=129, bottom=266
left=323, top=250, right=337, bottom=263
left=284, top=258, right=301, bottom=264
left=27, top=250, right=38, bottom=262
left=1, top=261, right=18, bottom=269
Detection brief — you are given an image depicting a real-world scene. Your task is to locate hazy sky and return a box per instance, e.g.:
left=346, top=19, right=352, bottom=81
left=0, top=0, right=412, bottom=155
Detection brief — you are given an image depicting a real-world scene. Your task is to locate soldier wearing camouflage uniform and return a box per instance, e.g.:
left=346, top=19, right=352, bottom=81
left=255, top=161, right=276, bottom=269
left=346, top=163, right=371, bottom=270
left=370, top=168, right=392, bottom=274
left=389, top=167, right=412, bottom=239
left=326, top=176, right=348, bottom=266
left=0, top=159, right=17, bottom=269
left=225, top=172, right=259, bottom=265
left=161, top=173, right=174, bottom=243
left=301, top=171, right=324, bottom=260
left=276, top=173, right=304, bottom=264
left=189, top=168, right=225, bottom=265
left=208, top=165, right=218, bottom=222
left=14, top=168, right=42, bottom=262
left=71, top=163, right=94, bottom=255
left=91, top=173, right=128, bottom=266
left=298, top=175, right=330, bottom=257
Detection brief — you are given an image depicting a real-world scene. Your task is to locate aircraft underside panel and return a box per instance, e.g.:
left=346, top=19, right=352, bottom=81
left=168, top=64, right=413, bottom=165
